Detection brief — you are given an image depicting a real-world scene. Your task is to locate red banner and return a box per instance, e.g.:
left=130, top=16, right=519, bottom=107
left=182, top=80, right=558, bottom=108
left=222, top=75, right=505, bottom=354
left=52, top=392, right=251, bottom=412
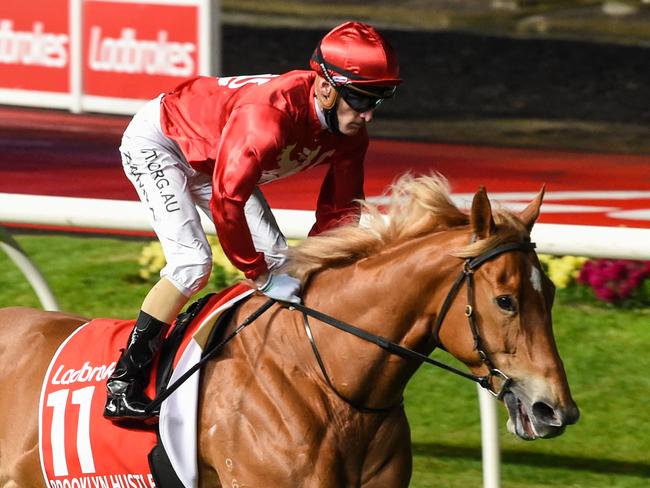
left=83, top=1, right=200, bottom=99
left=0, top=0, right=69, bottom=92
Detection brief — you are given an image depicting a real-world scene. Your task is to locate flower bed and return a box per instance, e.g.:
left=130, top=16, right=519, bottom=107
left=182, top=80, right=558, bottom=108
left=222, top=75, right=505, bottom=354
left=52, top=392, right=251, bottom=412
left=577, top=259, right=650, bottom=305
left=539, top=255, right=650, bottom=307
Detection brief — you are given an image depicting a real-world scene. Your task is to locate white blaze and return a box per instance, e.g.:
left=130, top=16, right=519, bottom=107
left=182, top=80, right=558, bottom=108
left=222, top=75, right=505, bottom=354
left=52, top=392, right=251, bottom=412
left=530, top=265, right=543, bottom=293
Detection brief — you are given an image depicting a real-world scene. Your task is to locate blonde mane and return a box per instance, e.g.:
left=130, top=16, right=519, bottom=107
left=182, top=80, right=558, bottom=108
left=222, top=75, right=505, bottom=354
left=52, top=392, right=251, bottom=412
left=286, top=173, right=529, bottom=283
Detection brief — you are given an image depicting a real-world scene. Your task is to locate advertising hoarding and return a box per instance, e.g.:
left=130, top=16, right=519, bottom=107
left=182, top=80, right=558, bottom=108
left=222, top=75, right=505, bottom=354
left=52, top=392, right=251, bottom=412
left=0, top=0, right=214, bottom=114
left=0, top=0, right=69, bottom=92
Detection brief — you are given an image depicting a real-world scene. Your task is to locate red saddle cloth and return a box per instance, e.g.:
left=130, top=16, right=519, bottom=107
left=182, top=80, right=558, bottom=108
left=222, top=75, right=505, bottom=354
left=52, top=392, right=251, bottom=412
left=39, top=283, right=254, bottom=488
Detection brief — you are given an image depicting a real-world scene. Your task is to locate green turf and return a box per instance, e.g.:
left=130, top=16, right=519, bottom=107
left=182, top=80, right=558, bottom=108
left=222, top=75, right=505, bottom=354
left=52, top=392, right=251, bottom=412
left=2, top=233, right=649, bottom=487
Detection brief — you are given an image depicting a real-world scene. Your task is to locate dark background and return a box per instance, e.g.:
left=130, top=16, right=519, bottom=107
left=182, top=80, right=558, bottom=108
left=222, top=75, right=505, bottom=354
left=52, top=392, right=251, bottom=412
left=223, top=25, right=649, bottom=124
left=218, top=3, right=650, bottom=155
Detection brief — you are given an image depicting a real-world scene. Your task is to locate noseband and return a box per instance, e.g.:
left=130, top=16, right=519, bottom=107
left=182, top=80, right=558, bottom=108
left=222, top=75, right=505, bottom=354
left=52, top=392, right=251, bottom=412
left=293, top=240, right=537, bottom=413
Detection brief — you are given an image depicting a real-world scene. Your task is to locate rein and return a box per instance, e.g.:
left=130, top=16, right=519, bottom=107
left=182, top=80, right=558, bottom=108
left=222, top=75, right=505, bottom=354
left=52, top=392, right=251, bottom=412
left=146, top=240, right=535, bottom=416
left=294, top=240, right=536, bottom=413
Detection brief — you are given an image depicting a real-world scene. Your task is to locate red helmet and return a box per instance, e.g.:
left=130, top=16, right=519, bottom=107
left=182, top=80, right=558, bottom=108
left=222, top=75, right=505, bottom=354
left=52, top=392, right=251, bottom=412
left=310, top=21, right=402, bottom=88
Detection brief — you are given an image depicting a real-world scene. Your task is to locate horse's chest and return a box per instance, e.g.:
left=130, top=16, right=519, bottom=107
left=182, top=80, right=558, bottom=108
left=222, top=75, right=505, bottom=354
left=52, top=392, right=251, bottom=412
left=202, top=393, right=369, bottom=486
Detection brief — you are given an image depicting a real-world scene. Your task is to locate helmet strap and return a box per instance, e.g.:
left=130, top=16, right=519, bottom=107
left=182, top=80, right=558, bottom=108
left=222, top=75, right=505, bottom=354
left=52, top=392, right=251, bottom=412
left=323, top=104, right=341, bottom=135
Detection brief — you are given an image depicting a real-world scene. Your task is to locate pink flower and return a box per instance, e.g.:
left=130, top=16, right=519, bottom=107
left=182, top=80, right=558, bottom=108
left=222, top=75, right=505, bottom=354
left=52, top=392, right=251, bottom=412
left=595, top=286, right=617, bottom=303
left=578, top=259, right=650, bottom=305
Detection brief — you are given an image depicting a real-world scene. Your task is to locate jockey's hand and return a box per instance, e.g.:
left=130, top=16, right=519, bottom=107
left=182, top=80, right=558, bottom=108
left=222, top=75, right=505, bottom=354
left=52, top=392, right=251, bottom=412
left=257, top=273, right=302, bottom=304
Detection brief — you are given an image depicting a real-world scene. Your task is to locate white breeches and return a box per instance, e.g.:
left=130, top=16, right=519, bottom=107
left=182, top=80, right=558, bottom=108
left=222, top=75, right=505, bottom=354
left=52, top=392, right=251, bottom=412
left=120, top=96, right=287, bottom=296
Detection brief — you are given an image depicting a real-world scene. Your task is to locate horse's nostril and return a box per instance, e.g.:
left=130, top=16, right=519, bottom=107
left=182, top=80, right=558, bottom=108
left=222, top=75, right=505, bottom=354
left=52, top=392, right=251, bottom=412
left=532, top=401, right=562, bottom=427
left=565, top=404, right=580, bottom=425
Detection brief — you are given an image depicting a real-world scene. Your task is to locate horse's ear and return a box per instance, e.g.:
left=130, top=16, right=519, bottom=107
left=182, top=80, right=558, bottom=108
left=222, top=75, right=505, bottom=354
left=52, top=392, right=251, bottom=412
left=519, top=185, right=545, bottom=232
left=470, top=186, right=496, bottom=239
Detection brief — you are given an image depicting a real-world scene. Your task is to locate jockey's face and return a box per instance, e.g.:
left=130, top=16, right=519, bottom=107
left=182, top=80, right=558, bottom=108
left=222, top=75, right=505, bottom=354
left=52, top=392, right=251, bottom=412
left=336, top=95, right=373, bottom=136
left=315, top=76, right=374, bottom=136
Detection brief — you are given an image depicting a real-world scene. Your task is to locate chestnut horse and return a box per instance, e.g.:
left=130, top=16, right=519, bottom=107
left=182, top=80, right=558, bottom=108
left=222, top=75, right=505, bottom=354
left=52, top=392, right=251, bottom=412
left=0, top=175, right=579, bottom=487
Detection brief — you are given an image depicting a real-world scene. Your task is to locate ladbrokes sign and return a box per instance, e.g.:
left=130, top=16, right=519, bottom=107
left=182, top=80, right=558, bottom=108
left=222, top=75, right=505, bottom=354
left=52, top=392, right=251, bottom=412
left=0, top=0, right=209, bottom=113
left=0, top=0, right=69, bottom=92
left=83, top=1, right=200, bottom=100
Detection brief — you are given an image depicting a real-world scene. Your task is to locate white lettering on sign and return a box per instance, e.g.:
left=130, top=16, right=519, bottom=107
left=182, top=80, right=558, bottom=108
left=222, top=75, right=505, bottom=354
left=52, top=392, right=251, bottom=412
left=51, top=361, right=116, bottom=386
left=88, top=27, right=195, bottom=77
left=0, top=19, right=68, bottom=68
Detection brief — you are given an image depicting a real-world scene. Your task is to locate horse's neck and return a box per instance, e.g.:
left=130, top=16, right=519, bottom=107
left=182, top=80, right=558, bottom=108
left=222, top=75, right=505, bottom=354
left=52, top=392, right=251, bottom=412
left=302, top=230, right=467, bottom=409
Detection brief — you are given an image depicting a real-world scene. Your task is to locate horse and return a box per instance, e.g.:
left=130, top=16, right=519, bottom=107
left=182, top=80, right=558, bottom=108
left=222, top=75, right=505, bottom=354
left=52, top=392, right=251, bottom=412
left=0, top=174, right=579, bottom=487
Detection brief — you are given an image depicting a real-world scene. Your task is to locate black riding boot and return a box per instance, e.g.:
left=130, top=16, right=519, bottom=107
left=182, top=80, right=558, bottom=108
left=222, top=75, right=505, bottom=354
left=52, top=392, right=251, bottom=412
left=103, top=311, right=168, bottom=421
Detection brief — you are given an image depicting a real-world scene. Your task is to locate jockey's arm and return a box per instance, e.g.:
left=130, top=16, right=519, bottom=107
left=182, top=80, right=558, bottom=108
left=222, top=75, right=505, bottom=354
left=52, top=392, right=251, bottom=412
left=210, top=105, right=288, bottom=281
left=310, top=141, right=367, bottom=236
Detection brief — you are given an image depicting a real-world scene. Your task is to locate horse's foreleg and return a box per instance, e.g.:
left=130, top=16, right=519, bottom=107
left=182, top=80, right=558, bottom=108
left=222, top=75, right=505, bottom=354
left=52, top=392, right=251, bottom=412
left=360, top=407, right=412, bottom=488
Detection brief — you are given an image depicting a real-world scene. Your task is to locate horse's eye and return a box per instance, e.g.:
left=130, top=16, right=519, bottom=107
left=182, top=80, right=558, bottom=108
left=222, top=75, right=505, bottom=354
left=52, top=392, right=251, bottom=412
left=496, top=295, right=516, bottom=313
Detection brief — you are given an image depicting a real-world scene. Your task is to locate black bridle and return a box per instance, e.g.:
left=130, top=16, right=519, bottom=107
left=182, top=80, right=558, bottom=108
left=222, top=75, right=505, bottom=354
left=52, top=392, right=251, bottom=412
left=147, top=240, right=536, bottom=415
left=292, top=240, right=537, bottom=413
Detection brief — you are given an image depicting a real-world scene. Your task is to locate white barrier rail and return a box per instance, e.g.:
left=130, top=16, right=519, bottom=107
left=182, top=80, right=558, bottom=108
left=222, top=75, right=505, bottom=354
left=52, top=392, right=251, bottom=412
left=0, top=226, right=60, bottom=311
left=2, top=193, right=650, bottom=259
left=2, top=192, right=650, bottom=488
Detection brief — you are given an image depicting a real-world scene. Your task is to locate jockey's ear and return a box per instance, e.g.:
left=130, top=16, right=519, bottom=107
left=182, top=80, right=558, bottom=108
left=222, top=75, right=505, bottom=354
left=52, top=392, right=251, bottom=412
left=470, top=186, right=496, bottom=239
left=315, top=75, right=337, bottom=110
left=519, top=185, right=545, bottom=233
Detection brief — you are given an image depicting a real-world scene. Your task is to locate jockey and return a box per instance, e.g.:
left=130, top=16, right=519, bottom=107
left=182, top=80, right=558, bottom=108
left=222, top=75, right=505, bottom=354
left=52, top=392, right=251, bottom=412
left=104, top=21, right=402, bottom=421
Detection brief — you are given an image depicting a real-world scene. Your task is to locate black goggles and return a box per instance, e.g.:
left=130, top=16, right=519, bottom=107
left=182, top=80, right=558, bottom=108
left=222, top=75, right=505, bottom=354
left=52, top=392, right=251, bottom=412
left=337, top=84, right=396, bottom=113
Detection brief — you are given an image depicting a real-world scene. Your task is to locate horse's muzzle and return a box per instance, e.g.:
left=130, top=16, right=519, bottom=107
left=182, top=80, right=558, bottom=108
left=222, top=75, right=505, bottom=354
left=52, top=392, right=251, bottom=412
left=503, top=390, right=579, bottom=440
